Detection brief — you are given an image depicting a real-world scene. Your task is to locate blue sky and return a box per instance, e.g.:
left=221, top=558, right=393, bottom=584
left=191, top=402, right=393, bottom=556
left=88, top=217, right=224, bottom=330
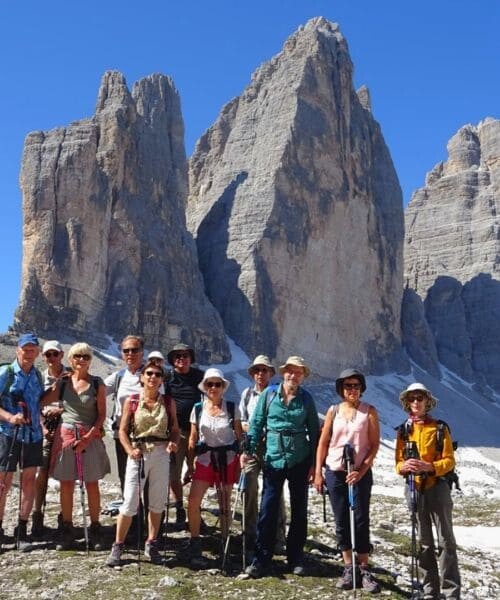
left=1, top=1, right=499, bottom=333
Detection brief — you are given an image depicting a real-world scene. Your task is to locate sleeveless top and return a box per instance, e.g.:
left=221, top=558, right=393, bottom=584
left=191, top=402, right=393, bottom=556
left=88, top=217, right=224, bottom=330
left=61, top=376, right=103, bottom=428
left=325, top=401, right=372, bottom=471
left=134, top=397, right=169, bottom=440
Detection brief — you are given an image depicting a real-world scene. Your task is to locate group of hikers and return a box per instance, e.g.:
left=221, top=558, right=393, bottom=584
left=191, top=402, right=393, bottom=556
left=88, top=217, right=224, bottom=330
left=0, top=332, right=461, bottom=598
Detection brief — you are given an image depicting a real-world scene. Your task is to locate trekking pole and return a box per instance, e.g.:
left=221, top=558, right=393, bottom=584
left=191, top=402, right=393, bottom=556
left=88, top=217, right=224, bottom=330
left=222, top=470, right=246, bottom=573
left=16, top=399, right=31, bottom=551
left=322, top=484, right=327, bottom=523
left=137, top=454, right=145, bottom=574
left=241, top=471, right=246, bottom=571
left=343, top=443, right=357, bottom=597
left=74, top=426, right=89, bottom=556
left=16, top=427, right=25, bottom=551
left=403, top=440, right=422, bottom=598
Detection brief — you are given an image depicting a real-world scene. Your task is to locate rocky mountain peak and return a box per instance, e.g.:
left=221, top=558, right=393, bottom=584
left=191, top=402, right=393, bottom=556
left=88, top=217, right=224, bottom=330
left=404, top=117, right=500, bottom=391
left=15, top=71, right=228, bottom=362
left=188, top=18, right=407, bottom=377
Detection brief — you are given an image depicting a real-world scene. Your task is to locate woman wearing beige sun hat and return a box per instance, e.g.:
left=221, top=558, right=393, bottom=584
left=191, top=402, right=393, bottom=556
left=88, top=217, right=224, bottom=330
left=395, top=382, right=460, bottom=599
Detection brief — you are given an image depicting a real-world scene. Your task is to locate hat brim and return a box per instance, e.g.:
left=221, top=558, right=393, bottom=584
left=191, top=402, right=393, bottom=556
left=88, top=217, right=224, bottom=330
left=399, top=390, right=437, bottom=412
left=198, top=378, right=230, bottom=393
left=278, top=364, right=310, bottom=378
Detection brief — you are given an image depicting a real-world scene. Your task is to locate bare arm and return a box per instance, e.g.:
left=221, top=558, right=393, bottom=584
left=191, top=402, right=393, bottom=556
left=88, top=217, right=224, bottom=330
left=313, top=406, right=334, bottom=492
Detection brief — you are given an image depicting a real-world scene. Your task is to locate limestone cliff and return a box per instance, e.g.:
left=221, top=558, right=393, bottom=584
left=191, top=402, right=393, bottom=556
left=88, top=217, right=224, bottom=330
left=15, top=71, right=229, bottom=363
left=404, top=118, right=500, bottom=391
left=188, top=17, right=407, bottom=376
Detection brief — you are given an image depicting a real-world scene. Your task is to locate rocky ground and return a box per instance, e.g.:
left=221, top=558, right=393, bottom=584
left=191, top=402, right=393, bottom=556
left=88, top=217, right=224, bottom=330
left=0, top=469, right=499, bottom=600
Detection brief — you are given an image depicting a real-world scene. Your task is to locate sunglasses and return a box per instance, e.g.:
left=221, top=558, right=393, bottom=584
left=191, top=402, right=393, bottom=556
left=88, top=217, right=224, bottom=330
left=343, top=383, right=362, bottom=390
left=206, top=381, right=223, bottom=388
left=253, top=367, right=270, bottom=374
left=174, top=352, right=190, bottom=360
left=73, top=354, right=91, bottom=361
left=408, top=396, right=426, bottom=403
left=44, top=351, right=61, bottom=358
left=145, top=371, right=163, bottom=378
left=122, top=347, right=141, bottom=354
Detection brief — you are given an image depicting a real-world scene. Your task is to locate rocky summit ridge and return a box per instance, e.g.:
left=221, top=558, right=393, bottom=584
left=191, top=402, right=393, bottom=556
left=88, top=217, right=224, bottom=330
left=188, top=16, right=407, bottom=378
left=403, top=118, right=500, bottom=392
left=15, top=71, right=228, bottom=363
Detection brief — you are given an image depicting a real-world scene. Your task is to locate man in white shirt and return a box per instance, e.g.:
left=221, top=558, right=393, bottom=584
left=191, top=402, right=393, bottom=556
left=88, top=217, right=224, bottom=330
left=239, top=355, right=286, bottom=555
left=105, top=335, right=145, bottom=493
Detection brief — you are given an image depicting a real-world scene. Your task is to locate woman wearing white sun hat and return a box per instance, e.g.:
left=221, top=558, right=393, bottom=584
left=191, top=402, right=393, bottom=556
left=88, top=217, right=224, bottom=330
left=181, top=368, right=242, bottom=559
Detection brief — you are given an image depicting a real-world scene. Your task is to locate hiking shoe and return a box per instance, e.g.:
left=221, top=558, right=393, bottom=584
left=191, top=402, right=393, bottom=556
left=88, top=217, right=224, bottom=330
left=175, top=506, right=186, bottom=525
left=89, top=522, right=104, bottom=551
left=336, top=565, right=356, bottom=590
left=106, top=542, right=124, bottom=567
left=245, top=559, right=268, bottom=579
left=14, top=520, right=32, bottom=552
left=178, top=537, right=202, bottom=561
left=56, top=521, right=75, bottom=551
left=199, top=517, right=211, bottom=535
left=144, top=539, right=162, bottom=564
left=360, top=566, right=380, bottom=593
left=291, top=562, right=306, bottom=576
left=31, top=511, right=44, bottom=539
left=274, top=540, right=287, bottom=555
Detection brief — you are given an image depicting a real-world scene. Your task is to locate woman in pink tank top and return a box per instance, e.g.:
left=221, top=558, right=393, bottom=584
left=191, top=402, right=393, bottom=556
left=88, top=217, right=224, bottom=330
left=314, top=369, right=380, bottom=593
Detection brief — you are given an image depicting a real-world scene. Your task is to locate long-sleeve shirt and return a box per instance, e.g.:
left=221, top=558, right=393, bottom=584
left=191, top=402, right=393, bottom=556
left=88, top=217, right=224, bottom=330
left=248, top=383, right=319, bottom=469
left=395, top=418, right=455, bottom=491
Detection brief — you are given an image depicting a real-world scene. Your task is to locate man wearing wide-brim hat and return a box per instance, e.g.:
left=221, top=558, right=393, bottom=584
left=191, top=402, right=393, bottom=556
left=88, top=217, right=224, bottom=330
left=165, top=343, right=204, bottom=526
left=239, top=355, right=286, bottom=556
left=242, top=355, right=319, bottom=578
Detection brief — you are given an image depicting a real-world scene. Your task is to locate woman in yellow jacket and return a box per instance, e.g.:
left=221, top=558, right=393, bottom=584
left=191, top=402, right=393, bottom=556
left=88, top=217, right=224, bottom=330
left=395, top=383, right=461, bottom=600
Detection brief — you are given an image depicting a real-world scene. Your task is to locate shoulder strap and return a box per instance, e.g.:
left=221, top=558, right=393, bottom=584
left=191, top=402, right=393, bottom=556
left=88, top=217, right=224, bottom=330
left=396, top=419, right=412, bottom=441
left=226, top=400, right=235, bottom=430
left=244, top=387, right=253, bottom=409
left=194, top=401, right=203, bottom=431
left=0, top=365, right=14, bottom=401
left=264, top=384, right=280, bottom=416
left=330, top=404, right=339, bottom=433
left=435, top=419, right=450, bottom=454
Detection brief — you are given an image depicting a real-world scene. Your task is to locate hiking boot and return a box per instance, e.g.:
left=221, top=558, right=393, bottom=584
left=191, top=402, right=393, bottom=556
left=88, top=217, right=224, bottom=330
left=245, top=559, right=268, bottom=579
left=89, top=522, right=104, bottom=551
left=178, top=536, right=202, bottom=560
left=336, top=565, right=356, bottom=590
left=199, top=517, right=210, bottom=535
left=14, top=520, right=32, bottom=552
left=360, top=566, right=380, bottom=593
left=175, top=505, right=186, bottom=526
left=144, top=538, right=162, bottom=564
left=106, top=542, right=124, bottom=567
left=31, top=511, right=44, bottom=540
left=291, top=562, right=306, bottom=576
left=56, top=521, right=75, bottom=551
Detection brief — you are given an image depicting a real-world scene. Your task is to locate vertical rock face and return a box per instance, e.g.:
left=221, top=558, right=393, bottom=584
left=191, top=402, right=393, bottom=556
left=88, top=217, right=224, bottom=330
left=188, top=17, right=407, bottom=377
left=404, top=118, right=500, bottom=390
left=15, top=71, right=229, bottom=362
